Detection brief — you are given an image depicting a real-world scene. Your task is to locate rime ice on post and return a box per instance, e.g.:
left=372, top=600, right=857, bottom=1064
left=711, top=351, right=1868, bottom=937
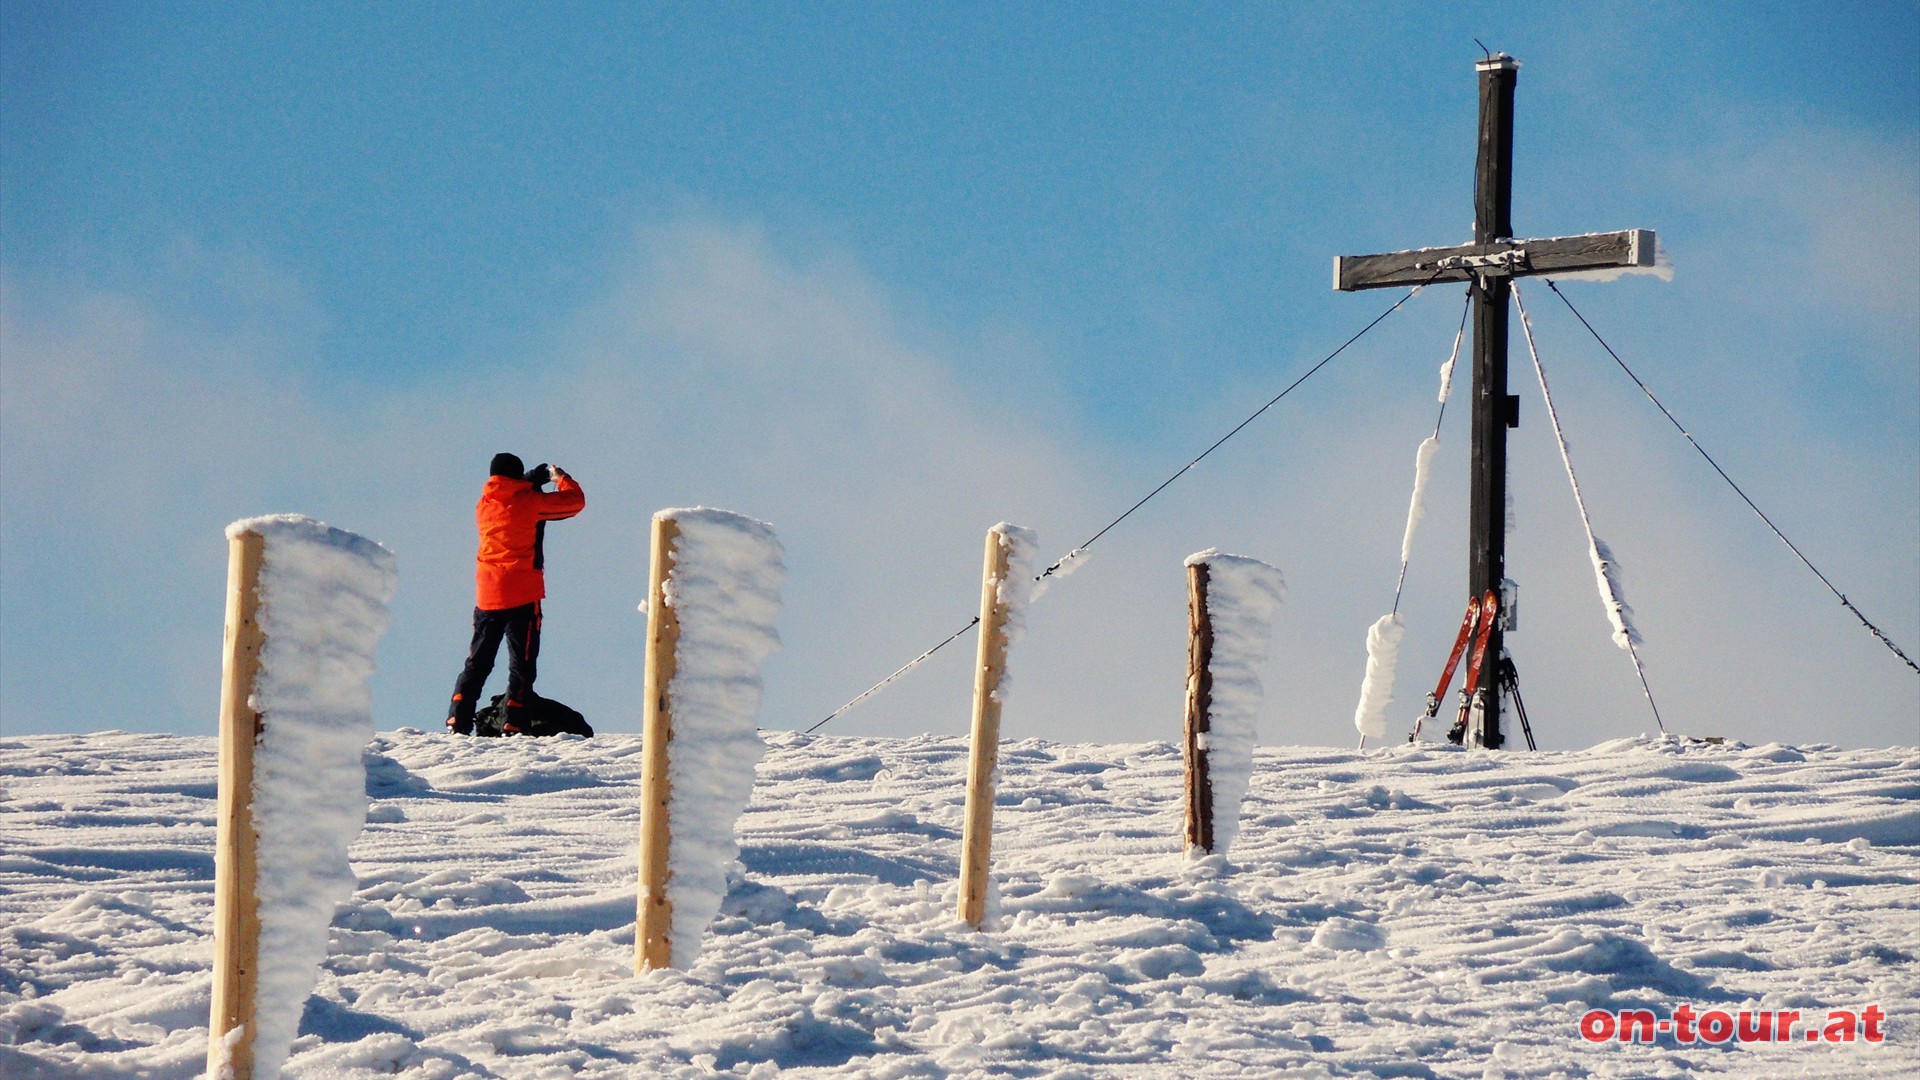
left=1589, top=537, right=1641, bottom=650
left=636, top=508, right=785, bottom=971
left=1353, top=613, right=1405, bottom=741
left=986, top=524, right=1042, bottom=680
left=1401, top=435, right=1441, bottom=566
left=1182, top=550, right=1284, bottom=856
left=210, top=515, right=395, bottom=1080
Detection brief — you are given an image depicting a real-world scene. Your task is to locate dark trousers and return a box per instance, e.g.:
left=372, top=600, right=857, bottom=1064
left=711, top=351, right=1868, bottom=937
left=448, top=602, right=541, bottom=732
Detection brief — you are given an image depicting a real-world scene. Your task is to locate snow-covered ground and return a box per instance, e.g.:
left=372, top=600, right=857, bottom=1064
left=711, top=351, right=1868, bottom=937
left=3, top=729, right=1915, bottom=1078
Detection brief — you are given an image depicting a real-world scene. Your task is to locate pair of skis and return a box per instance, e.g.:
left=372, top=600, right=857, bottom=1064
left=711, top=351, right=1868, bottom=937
left=1410, top=590, right=1499, bottom=744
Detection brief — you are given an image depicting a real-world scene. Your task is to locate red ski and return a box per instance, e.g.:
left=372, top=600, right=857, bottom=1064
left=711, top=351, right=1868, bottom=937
left=1450, top=590, right=1501, bottom=743
left=1411, top=596, right=1485, bottom=741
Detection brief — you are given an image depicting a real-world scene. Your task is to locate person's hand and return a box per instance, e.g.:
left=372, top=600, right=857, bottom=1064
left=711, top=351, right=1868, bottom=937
left=550, top=464, right=569, bottom=482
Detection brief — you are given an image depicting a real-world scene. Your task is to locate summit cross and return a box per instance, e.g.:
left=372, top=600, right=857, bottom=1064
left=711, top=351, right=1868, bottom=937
left=1335, top=53, right=1658, bottom=749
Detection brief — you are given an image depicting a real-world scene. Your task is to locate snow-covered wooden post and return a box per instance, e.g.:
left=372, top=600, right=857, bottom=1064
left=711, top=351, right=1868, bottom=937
left=636, top=514, right=682, bottom=972
left=1182, top=559, right=1217, bottom=853
left=635, top=508, right=785, bottom=972
left=958, top=523, right=1037, bottom=929
left=209, top=516, right=395, bottom=1080
left=210, top=528, right=266, bottom=1080
left=1179, top=550, right=1283, bottom=857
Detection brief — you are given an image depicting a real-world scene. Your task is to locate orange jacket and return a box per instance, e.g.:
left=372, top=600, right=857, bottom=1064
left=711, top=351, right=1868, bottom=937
left=474, top=473, right=585, bottom=610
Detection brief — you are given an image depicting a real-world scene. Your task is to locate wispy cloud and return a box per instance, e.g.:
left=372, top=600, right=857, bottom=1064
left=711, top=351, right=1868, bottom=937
left=3, top=213, right=1914, bottom=749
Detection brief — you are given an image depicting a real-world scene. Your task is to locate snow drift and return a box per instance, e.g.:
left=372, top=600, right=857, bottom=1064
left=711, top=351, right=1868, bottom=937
left=10, top=730, right=1915, bottom=1078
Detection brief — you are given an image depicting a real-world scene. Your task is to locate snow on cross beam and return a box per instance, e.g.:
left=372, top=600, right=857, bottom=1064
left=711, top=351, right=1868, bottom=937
left=1334, top=229, right=1659, bottom=291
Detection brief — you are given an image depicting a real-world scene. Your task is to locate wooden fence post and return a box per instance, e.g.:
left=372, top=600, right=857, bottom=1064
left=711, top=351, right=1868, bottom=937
left=958, top=526, right=1018, bottom=929
left=209, top=529, right=266, bottom=1080
left=636, top=514, right=682, bottom=972
left=1183, top=560, right=1216, bottom=854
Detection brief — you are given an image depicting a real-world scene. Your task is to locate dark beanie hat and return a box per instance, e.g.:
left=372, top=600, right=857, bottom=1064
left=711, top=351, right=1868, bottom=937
left=489, top=452, right=525, bottom=478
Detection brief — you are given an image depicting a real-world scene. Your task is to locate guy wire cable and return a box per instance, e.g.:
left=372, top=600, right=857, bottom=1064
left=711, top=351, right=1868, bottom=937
left=1513, top=281, right=1666, bottom=732
left=1391, top=289, right=1473, bottom=616
left=1542, top=278, right=1919, bottom=677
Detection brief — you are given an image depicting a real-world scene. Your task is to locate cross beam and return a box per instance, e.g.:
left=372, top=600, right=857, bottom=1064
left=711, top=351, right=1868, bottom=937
left=1335, top=230, right=1657, bottom=292
left=1333, top=53, right=1657, bottom=749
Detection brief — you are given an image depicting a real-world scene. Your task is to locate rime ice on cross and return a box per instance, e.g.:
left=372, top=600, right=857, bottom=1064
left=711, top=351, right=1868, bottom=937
left=1334, top=53, right=1659, bottom=750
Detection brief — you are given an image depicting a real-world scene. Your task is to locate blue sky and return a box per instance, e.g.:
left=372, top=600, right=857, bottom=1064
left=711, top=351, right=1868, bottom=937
left=4, top=2, right=1916, bottom=748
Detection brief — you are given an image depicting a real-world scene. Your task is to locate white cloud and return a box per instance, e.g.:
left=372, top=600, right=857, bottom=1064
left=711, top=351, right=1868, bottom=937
left=1668, top=121, right=1920, bottom=352
left=3, top=214, right=1914, bottom=750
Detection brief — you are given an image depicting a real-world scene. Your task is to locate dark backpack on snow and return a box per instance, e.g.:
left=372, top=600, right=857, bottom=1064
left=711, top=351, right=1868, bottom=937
left=472, top=692, right=594, bottom=738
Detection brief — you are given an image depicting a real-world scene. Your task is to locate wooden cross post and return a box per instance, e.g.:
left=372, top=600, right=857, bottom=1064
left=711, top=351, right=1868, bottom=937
left=1335, top=53, right=1657, bottom=749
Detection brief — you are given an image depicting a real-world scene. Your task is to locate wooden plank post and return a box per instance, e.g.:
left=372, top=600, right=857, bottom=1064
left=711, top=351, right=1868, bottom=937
left=957, top=526, right=1017, bottom=929
left=209, top=530, right=266, bottom=1080
left=1182, top=561, right=1216, bottom=853
left=636, top=514, right=682, bottom=972
left=1466, top=52, right=1519, bottom=750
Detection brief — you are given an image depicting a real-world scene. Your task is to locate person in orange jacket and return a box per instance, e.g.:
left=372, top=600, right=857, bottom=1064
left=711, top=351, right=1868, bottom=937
left=447, top=452, right=586, bottom=735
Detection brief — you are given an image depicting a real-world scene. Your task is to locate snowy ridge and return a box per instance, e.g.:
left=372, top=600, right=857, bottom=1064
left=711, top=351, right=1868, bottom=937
left=3, top=731, right=1916, bottom=1078
left=1183, top=550, right=1284, bottom=854
left=656, top=508, right=786, bottom=969
left=227, top=514, right=396, bottom=1079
